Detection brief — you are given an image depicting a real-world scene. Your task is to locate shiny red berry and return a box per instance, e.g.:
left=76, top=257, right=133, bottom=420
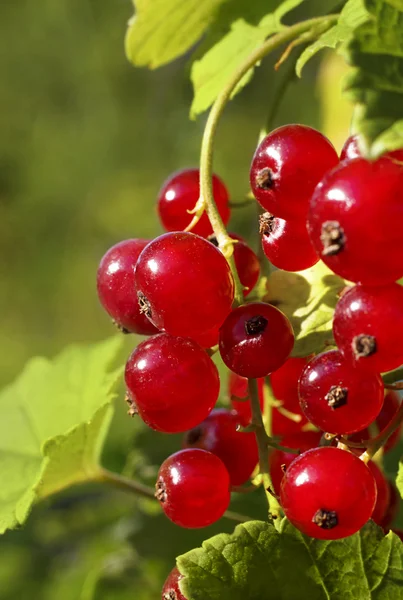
left=156, top=449, right=231, bottom=528
left=229, top=234, right=260, bottom=296
left=219, top=302, right=294, bottom=378
left=162, top=568, right=185, bottom=600
left=158, top=169, right=230, bottom=238
left=97, top=239, right=158, bottom=335
left=135, top=232, right=234, bottom=338
left=268, top=430, right=322, bottom=495
left=368, top=461, right=391, bottom=526
left=340, top=134, right=403, bottom=163
left=183, top=408, right=258, bottom=486
left=298, top=350, right=384, bottom=435
left=125, top=334, right=219, bottom=428
left=250, top=124, right=338, bottom=219
left=308, top=157, right=403, bottom=285
left=333, top=283, right=403, bottom=373
left=280, top=446, right=377, bottom=539
left=260, top=212, right=319, bottom=272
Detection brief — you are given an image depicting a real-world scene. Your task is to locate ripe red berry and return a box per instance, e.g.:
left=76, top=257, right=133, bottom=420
left=162, top=568, right=185, bottom=600
left=298, top=350, right=384, bottom=435
left=379, top=482, right=400, bottom=531
left=209, top=233, right=260, bottom=297
left=191, top=327, right=220, bottom=349
left=368, top=461, right=391, bottom=526
left=135, top=232, right=234, bottom=338
left=268, top=430, right=322, bottom=495
left=125, top=334, right=219, bottom=430
left=157, top=169, right=230, bottom=238
left=340, top=134, right=403, bottom=163
left=219, top=302, right=294, bottom=378
left=308, top=157, right=403, bottom=285
left=280, top=446, right=377, bottom=539
left=97, top=239, right=158, bottom=335
left=270, top=357, right=312, bottom=434
left=156, top=449, right=231, bottom=528
left=183, top=409, right=258, bottom=486
left=229, top=373, right=264, bottom=425
left=260, top=212, right=319, bottom=272
left=250, top=124, right=338, bottom=219
left=333, top=283, right=403, bottom=373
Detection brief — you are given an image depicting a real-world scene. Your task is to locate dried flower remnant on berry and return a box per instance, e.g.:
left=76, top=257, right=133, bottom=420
left=320, top=221, right=345, bottom=256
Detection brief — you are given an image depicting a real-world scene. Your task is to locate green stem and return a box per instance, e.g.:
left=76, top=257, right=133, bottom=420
left=382, top=367, right=403, bottom=385
left=248, top=378, right=282, bottom=523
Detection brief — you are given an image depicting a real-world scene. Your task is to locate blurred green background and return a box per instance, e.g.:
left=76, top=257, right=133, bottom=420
left=2, top=1, right=396, bottom=599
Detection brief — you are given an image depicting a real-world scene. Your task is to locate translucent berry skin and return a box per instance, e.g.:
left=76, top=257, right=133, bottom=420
left=308, top=157, right=403, bottom=285
left=333, top=283, right=403, bottom=373
left=280, top=446, right=377, bottom=540
left=125, top=333, right=219, bottom=418
left=135, top=232, right=234, bottom=338
left=260, top=214, right=319, bottom=272
left=183, top=409, right=258, bottom=486
left=340, top=134, right=403, bottom=163
left=250, top=124, right=338, bottom=219
left=298, top=350, right=384, bottom=435
left=162, top=567, right=185, bottom=600
left=156, top=449, right=231, bottom=528
left=219, top=302, right=294, bottom=378
left=158, top=169, right=230, bottom=238
left=96, top=239, right=158, bottom=335
left=368, top=461, right=391, bottom=526
left=268, top=431, right=322, bottom=495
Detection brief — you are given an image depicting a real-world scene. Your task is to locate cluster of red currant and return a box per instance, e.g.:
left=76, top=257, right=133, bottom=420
left=96, top=124, right=403, bottom=593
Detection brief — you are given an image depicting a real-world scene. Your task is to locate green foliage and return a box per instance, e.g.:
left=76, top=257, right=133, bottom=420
left=397, top=460, right=403, bottom=499
left=265, top=262, right=345, bottom=357
left=190, top=0, right=305, bottom=118
left=178, top=519, right=403, bottom=600
left=342, top=0, right=403, bottom=156
left=0, top=336, right=122, bottom=534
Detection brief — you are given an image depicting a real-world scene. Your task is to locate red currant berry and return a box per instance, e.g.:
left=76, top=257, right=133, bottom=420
left=333, top=283, right=403, bottom=373
left=271, top=407, right=308, bottom=436
left=229, top=374, right=264, bottom=425
left=340, top=134, right=403, bottom=163
left=280, top=446, right=377, bottom=539
left=157, top=169, right=230, bottom=238
left=379, top=482, right=400, bottom=531
left=250, top=124, right=338, bottom=219
left=260, top=212, right=319, bottom=272
left=209, top=233, right=260, bottom=296
left=308, top=157, right=403, bottom=285
left=191, top=327, right=220, bottom=349
left=162, top=568, right=185, bottom=600
left=368, top=461, right=391, bottom=526
left=298, top=350, right=384, bottom=435
left=183, top=408, right=258, bottom=486
left=156, top=449, right=230, bottom=528
left=125, top=333, right=219, bottom=418
left=271, top=356, right=313, bottom=413
left=219, top=303, right=294, bottom=378
left=97, top=239, right=158, bottom=335
left=268, top=430, right=322, bottom=495
left=135, top=232, right=234, bottom=338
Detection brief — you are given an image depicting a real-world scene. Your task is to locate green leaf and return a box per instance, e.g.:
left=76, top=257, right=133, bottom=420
left=0, top=336, right=123, bottom=534
left=190, top=1, right=305, bottom=118
left=178, top=519, right=403, bottom=600
left=397, top=460, right=403, bottom=499
left=296, top=0, right=370, bottom=76
left=125, top=0, right=228, bottom=69
left=342, top=0, right=403, bottom=157
left=265, top=262, right=345, bottom=357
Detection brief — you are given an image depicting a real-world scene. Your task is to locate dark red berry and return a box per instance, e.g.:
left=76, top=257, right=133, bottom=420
left=280, top=446, right=377, bottom=539
left=183, top=408, right=258, bottom=486
left=368, top=461, right=391, bottom=526
left=97, top=239, right=158, bottom=335
left=270, top=357, right=312, bottom=434
left=230, top=234, right=261, bottom=296
left=219, top=302, right=294, bottom=378
left=298, top=350, right=384, bottom=435
left=191, top=327, right=220, bottom=349
left=135, top=232, right=234, bottom=338
left=340, top=134, right=403, bottom=163
left=379, top=482, right=400, bottom=531
left=250, top=124, right=338, bottom=219
left=333, top=283, right=403, bottom=373
left=268, top=430, right=322, bottom=495
left=308, top=157, right=403, bottom=285
left=229, top=374, right=264, bottom=425
left=156, top=449, right=230, bottom=528
left=125, top=334, right=219, bottom=430
left=260, top=212, right=319, bottom=272
left=162, top=567, right=185, bottom=600
left=158, top=169, right=230, bottom=238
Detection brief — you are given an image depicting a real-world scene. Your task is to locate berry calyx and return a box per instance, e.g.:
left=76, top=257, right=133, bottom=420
left=219, top=302, right=294, bottom=378
left=135, top=232, right=235, bottom=338
left=156, top=449, right=231, bottom=528
left=158, top=168, right=230, bottom=237
left=280, top=446, right=377, bottom=539
left=162, top=568, right=185, bottom=600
